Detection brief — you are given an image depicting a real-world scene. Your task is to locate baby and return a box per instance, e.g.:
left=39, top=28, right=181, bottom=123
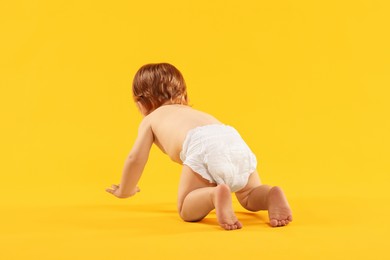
left=106, top=63, right=293, bottom=230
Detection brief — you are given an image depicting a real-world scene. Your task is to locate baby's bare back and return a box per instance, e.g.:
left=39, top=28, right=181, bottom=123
left=145, top=105, right=221, bottom=163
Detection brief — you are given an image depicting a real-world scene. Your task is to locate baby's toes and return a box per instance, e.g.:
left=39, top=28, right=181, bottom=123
left=222, top=224, right=231, bottom=230
left=236, top=221, right=243, bottom=229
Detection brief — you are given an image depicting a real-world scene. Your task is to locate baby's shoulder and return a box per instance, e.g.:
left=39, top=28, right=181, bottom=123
left=138, top=114, right=153, bottom=132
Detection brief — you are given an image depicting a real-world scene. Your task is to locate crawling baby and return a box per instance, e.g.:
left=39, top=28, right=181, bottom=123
left=106, top=63, right=293, bottom=230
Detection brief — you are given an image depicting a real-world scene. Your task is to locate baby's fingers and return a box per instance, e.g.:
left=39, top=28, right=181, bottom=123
left=105, top=188, right=114, bottom=194
left=106, top=184, right=119, bottom=194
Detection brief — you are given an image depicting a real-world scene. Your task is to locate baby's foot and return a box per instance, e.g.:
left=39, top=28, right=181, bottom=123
left=214, top=184, right=242, bottom=230
left=267, top=186, right=293, bottom=227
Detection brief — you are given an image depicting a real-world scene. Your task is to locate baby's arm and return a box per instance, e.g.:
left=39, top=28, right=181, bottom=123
left=106, top=118, right=154, bottom=198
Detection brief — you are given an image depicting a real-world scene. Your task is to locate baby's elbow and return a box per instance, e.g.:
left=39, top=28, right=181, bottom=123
left=127, top=153, right=137, bottom=162
left=127, top=154, right=147, bottom=166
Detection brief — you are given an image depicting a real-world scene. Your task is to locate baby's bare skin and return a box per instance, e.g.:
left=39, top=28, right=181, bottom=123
left=146, top=104, right=221, bottom=163
left=106, top=104, right=293, bottom=230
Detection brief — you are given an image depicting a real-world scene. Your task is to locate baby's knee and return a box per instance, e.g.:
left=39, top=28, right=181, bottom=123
left=179, top=211, right=204, bottom=222
left=177, top=201, right=189, bottom=221
left=177, top=203, right=205, bottom=222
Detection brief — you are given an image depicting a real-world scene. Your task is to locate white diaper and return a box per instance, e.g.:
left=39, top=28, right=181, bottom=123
left=180, top=124, right=257, bottom=192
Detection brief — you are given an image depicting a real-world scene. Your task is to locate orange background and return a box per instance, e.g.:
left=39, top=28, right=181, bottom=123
left=1, top=0, right=389, bottom=259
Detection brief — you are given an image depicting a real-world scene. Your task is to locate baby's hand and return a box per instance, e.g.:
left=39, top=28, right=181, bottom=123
left=105, top=184, right=140, bottom=199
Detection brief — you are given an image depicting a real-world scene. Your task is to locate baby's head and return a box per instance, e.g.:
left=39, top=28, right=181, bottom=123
left=132, top=63, right=188, bottom=115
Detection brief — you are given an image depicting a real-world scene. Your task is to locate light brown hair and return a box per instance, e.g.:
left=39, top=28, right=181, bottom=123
left=132, top=63, right=188, bottom=114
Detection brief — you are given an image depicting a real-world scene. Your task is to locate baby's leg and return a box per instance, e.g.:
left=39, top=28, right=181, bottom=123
left=178, top=165, right=242, bottom=230
left=235, top=172, right=293, bottom=227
